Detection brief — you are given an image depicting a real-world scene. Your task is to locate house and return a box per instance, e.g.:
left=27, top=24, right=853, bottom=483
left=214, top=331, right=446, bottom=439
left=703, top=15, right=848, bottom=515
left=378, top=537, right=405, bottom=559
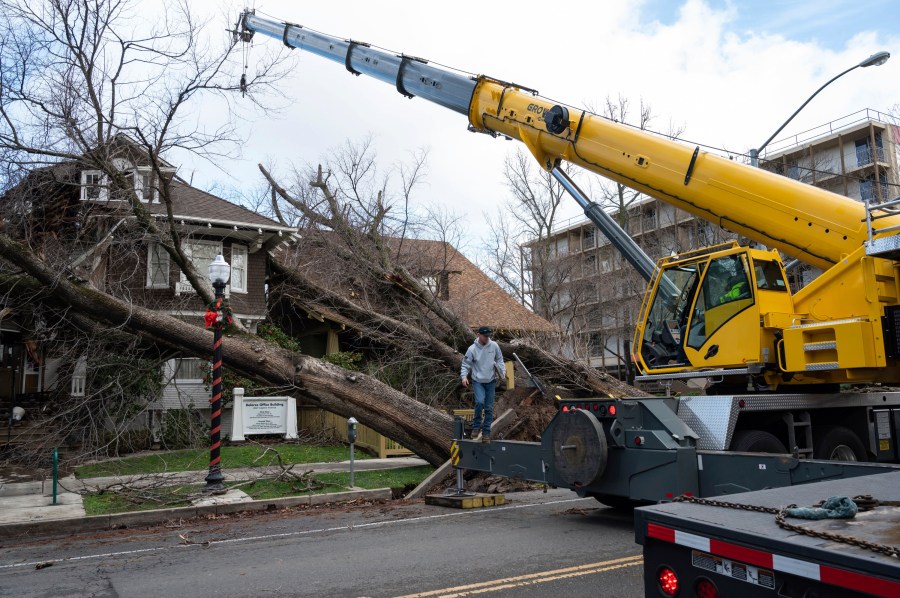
left=0, top=138, right=296, bottom=455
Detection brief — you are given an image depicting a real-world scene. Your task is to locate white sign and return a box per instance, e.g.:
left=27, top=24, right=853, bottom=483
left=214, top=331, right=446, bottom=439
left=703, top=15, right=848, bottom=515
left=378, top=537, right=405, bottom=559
left=245, top=400, right=288, bottom=434
left=230, top=388, right=298, bottom=441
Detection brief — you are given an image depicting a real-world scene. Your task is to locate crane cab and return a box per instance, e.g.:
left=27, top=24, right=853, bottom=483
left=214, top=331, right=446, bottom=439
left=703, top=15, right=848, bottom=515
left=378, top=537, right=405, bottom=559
left=633, top=242, right=794, bottom=388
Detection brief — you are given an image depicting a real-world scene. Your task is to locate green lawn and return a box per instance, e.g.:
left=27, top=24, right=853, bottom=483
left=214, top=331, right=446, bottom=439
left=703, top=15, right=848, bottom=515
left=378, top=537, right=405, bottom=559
left=82, top=465, right=434, bottom=515
left=83, top=485, right=196, bottom=515
left=76, top=444, right=370, bottom=479
left=243, top=465, right=435, bottom=499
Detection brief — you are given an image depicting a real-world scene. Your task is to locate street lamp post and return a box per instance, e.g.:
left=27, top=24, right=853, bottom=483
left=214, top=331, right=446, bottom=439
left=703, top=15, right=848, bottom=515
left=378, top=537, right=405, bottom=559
left=205, top=254, right=231, bottom=492
left=750, top=51, right=890, bottom=167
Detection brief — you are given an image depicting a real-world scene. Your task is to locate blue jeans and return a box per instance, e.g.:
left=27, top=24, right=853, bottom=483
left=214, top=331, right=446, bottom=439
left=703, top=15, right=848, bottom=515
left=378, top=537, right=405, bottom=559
left=471, top=380, right=496, bottom=434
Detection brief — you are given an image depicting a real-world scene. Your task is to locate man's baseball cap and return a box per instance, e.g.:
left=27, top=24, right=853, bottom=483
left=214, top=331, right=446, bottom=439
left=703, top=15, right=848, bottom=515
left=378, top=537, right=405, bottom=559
left=477, top=326, right=493, bottom=335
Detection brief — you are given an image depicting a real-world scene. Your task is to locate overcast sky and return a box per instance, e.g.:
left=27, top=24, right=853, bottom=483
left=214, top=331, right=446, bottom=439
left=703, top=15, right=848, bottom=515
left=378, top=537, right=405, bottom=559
left=177, top=0, right=900, bottom=254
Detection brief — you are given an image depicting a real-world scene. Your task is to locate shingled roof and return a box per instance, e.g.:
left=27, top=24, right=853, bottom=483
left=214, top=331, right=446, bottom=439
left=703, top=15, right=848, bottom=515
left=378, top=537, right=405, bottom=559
left=147, top=180, right=292, bottom=231
left=393, top=238, right=557, bottom=335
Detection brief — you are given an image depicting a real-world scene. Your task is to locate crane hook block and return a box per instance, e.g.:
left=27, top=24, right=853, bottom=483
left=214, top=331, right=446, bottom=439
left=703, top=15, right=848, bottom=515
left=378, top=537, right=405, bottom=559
left=544, top=105, right=570, bottom=135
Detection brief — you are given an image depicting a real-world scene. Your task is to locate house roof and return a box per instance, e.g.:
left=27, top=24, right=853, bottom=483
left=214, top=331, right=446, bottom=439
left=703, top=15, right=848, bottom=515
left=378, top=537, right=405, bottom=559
left=149, top=180, right=295, bottom=232
left=392, top=238, right=558, bottom=335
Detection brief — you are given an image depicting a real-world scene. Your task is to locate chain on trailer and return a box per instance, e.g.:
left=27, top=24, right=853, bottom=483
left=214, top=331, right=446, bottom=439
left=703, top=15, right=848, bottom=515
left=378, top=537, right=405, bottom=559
left=672, top=494, right=900, bottom=559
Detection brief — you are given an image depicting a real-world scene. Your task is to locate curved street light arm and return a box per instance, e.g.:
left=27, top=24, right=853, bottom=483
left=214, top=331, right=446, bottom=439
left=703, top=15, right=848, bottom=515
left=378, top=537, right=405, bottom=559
left=750, top=51, right=890, bottom=167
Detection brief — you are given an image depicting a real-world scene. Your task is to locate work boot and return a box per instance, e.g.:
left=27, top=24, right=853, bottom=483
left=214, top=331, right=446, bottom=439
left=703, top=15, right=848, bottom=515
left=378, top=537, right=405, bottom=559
left=481, top=433, right=491, bottom=444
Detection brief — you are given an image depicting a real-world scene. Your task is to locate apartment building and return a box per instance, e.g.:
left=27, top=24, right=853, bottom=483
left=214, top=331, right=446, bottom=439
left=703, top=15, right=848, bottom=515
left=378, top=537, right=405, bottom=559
left=759, top=108, right=899, bottom=203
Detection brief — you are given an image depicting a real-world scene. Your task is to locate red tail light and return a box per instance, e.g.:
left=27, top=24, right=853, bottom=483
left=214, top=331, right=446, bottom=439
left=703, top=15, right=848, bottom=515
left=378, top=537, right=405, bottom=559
left=608, top=405, right=617, bottom=416
left=696, top=578, right=717, bottom=598
left=562, top=405, right=569, bottom=412
left=658, top=567, right=679, bottom=596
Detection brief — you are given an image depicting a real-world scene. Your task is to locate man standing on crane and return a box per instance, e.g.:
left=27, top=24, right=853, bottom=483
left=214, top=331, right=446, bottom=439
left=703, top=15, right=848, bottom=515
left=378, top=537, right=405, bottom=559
left=461, top=326, right=505, bottom=443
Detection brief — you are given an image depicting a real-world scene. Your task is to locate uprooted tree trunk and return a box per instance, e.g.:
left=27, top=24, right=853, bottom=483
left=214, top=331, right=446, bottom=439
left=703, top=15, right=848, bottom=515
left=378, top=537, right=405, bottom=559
left=0, top=232, right=453, bottom=466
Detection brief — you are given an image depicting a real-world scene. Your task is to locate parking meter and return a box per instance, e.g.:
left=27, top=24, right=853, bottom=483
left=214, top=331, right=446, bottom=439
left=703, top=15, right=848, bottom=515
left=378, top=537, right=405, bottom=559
left=347, top=417, right=358, bottom=487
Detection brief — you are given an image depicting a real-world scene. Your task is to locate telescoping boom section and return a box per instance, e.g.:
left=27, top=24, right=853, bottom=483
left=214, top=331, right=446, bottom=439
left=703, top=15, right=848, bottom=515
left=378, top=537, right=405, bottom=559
left=241, top=11, right=900, bottom=390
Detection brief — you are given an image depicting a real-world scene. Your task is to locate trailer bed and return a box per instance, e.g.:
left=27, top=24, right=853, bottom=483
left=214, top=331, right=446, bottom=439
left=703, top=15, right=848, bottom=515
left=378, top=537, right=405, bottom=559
left=634, top=471, right=900, bottom=597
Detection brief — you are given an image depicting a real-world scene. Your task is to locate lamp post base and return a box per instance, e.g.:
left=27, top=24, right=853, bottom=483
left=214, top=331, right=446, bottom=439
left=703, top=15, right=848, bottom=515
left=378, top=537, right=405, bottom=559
left=204, top=466, right=226, bottom=492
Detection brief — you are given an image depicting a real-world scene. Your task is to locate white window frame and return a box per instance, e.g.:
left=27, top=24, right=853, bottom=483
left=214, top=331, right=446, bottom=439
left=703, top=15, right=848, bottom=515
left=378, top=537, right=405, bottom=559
left=80, top=170, right=107, bottom=201
left=230, top=244, right=248, bottom=293
left=135, top=167, right=158, bottom=203
left=172, top=357, right=206, bottom=382
left=146, top=243, right=171, bottom=288
left=176, top=240, right=224, bottom=295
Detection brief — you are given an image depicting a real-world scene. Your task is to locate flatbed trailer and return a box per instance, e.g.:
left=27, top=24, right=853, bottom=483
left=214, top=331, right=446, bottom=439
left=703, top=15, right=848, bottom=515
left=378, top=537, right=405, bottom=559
left=634, top=472, right=900, bottom=597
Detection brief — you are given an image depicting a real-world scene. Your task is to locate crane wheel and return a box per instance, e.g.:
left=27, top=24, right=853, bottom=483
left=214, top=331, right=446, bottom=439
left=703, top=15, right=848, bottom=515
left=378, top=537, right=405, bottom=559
left=550, top=408, right=607, bottom=487
left=731, top=430, right=787, bottom=454
left=814, top=426, right=867, bottom=461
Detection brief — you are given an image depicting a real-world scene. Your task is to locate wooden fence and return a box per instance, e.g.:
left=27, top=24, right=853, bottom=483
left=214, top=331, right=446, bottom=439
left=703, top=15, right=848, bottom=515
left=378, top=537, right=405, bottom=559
left=298, top=407, right=414, bottom=458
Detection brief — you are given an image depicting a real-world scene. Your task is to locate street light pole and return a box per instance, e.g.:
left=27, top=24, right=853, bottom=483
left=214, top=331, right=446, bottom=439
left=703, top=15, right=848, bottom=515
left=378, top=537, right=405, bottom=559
left=750, top=51, right=890, bottom=167
left=205, top=254, right=231, bottom=492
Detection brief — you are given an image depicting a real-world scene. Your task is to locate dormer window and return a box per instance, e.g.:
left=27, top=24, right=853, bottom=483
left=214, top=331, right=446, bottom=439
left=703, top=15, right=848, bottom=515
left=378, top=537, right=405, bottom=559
left=136, top=168, right=157, bottom=202
left=80, top=170, right=107, bottom=201
left=419, top=271, right=450, bottom=300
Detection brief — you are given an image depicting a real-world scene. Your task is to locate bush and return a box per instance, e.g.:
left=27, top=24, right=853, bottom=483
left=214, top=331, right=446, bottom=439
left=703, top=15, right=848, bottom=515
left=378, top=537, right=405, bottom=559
left=160, top=408, right=208, bottom=450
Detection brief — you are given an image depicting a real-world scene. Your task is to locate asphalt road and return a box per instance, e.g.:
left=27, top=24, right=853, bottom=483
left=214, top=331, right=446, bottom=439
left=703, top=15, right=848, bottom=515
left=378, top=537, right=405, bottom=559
left=0, top=489, right=645, bottom=597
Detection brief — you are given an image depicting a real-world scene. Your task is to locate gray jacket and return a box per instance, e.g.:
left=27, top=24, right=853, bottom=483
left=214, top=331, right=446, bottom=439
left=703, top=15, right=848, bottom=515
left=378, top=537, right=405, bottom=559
left=460, top=339, right=505, bottom=383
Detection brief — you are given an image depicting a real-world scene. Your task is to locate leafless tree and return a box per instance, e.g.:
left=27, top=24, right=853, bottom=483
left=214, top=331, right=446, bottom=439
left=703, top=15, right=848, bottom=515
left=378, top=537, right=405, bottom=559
left=481, top=149, right=570, bottom=311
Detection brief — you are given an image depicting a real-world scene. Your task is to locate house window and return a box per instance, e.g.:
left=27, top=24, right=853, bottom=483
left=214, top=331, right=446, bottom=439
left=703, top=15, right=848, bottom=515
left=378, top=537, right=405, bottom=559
left=136, top=169, right=156, bottom=202
left=177, top=240, right=223, bottom=294
left=419, top=271, right=449, bottom=300
left=230, top=244, right=248, bottom=293
left=173, top=358, right=205, bottom=381
left=146, top=243, right=170, bottom=288
left=80, top=170, right=107, bottom=201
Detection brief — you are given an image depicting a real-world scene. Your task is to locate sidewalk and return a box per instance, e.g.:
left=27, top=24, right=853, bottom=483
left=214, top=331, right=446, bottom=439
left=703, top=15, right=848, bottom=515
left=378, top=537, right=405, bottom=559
left=0, top=457, right=428, bottom=540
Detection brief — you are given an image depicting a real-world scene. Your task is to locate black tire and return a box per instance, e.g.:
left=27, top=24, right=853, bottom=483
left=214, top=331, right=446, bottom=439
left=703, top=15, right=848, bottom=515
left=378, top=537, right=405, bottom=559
left=814, top=426, right=868, bottom=462
left=731, top=430, right=787, bottom=454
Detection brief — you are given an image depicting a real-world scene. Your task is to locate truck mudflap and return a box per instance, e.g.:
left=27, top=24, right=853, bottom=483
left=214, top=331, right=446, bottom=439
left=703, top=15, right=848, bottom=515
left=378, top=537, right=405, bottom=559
left=635, top=472, right=900, bottom=598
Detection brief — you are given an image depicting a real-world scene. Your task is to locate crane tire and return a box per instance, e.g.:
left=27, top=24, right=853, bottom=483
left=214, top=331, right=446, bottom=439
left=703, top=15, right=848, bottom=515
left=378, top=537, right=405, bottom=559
left=814, top=426, right=867, bottom=462
left=731, top=430, right=787, bottom=454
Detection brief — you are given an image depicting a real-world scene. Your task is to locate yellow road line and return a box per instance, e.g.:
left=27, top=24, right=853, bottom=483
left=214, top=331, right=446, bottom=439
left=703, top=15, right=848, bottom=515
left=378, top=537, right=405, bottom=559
left=394, top=554, right=643, bottom=597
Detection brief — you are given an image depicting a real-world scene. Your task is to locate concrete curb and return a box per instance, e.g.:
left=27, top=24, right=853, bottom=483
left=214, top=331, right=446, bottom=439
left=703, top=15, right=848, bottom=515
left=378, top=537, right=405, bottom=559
left=0, top=487, right=392, bottom=540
